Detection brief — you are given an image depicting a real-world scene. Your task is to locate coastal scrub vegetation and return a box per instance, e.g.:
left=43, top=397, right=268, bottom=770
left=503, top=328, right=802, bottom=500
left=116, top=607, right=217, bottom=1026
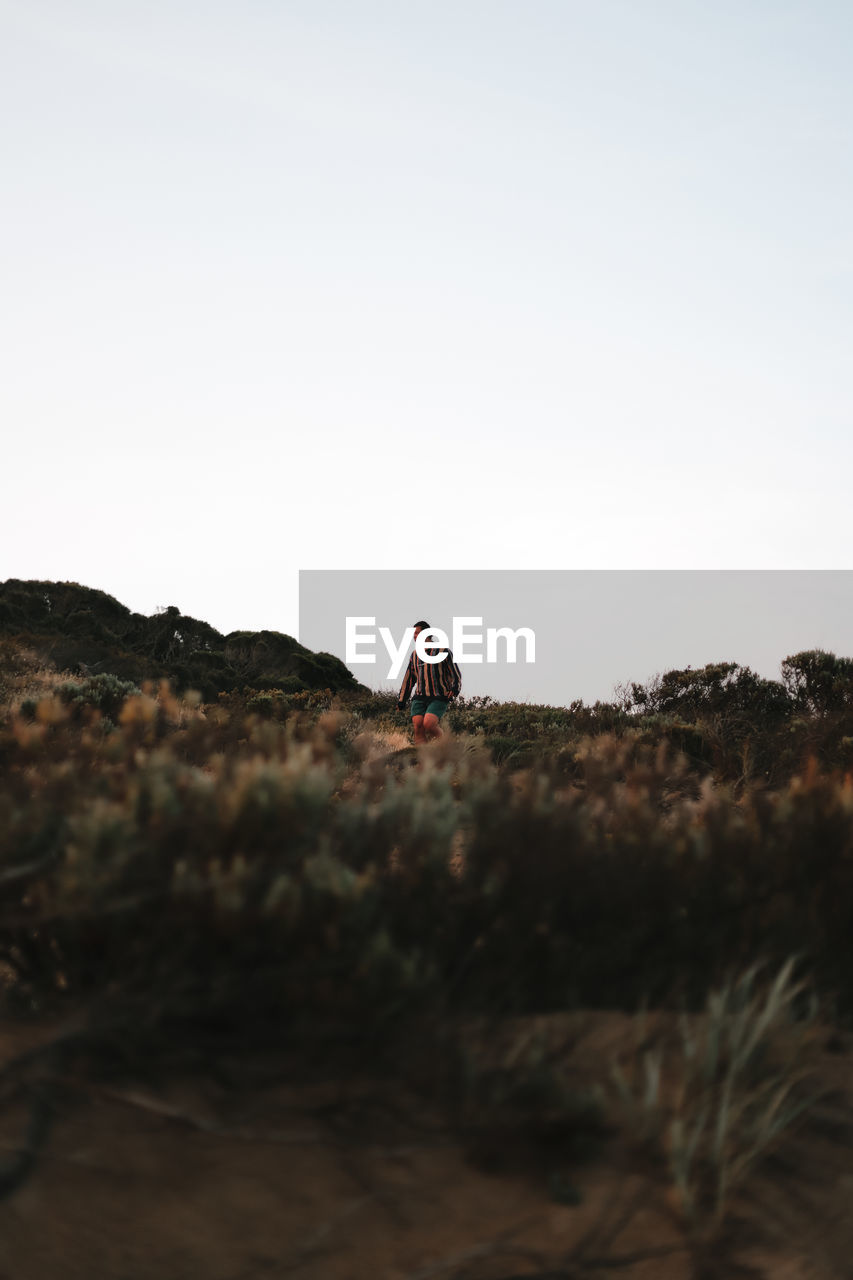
left=2, top=580, right=853, bottom=1269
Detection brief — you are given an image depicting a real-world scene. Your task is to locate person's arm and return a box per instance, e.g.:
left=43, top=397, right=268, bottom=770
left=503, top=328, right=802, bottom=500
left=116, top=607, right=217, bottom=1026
left=397, top=655, right=415, bottom=709
left=442, top=649, right=462, bottom=700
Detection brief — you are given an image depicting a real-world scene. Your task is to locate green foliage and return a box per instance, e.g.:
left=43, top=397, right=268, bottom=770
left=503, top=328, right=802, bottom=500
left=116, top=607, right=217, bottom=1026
left=782, top=649, right=853, bottom=714
left=8, top=581, right=853, bottom=787
left=169, top=649, right=237, bottom=701
left=223, top=630, right=356, bottom=692
left=610, top=960, right=822, bottom=1238
left=0, top=579, right=362, bottom=698
left=243, top=684, right=329, bottom=717
left=55, top=673, right=142, bottom=722
left=4, top=694, right=853, bottom=1042
left=438, top=665, right=853, bottom=787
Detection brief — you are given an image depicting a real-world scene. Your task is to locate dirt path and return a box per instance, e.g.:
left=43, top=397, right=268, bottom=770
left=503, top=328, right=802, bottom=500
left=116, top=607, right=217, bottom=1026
left=0, top=1016, right=851, bottom=1279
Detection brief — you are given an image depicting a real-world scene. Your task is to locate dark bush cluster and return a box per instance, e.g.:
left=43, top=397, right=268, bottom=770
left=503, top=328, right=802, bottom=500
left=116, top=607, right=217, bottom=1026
left=0, top=579, right=360, bottom=699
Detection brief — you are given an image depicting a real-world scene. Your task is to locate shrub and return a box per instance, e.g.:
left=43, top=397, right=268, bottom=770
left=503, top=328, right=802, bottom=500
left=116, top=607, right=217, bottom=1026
left=55, top=673, right=142, bottom=722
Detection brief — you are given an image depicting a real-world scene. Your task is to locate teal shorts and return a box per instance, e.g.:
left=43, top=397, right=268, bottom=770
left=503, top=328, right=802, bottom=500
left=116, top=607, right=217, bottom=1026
left=410, top=695, right=449, bottom=719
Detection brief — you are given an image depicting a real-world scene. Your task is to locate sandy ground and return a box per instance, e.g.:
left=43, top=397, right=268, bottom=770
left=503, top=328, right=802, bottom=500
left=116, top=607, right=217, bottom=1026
left=0, top=1013, right=852, bottom=1280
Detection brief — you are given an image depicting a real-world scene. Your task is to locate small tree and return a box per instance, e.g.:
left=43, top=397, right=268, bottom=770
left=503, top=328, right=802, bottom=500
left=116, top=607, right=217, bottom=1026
left=781, top=650, right=853, bottom=715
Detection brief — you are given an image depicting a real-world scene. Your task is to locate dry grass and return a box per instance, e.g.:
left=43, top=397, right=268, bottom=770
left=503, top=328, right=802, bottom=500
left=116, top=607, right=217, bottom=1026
left=609, top=961, right=824, bottom=1246
left=0, top=645, right=72, bottom=715
left=353, top=726, right=412, bottom=759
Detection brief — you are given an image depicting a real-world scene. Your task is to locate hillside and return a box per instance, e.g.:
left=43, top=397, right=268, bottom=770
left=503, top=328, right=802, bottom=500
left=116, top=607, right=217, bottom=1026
left=0, top=578, right=360, bottom=700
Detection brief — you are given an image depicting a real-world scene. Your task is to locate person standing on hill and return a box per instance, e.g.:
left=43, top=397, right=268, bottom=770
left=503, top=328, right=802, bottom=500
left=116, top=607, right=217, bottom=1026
left=397, top=620, right=462, bottom=744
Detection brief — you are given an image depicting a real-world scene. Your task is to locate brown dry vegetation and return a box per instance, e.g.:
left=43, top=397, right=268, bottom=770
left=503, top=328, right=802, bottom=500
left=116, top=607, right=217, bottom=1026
left=0, top=638, right=74, bottom=716
left=3, top=632, right=853, bottom=1277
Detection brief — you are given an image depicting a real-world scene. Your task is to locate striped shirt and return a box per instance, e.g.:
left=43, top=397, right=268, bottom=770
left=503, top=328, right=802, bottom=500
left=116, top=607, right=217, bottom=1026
left=398, top=645, right=462, bottom=703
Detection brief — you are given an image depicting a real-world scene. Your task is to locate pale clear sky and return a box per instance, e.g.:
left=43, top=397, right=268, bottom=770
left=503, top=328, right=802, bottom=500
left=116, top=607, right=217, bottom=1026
left=3, top=1, right=851, bottom=645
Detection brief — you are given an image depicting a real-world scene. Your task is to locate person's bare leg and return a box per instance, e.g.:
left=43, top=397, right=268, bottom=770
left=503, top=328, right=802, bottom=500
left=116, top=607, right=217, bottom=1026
left=423, top=712, right=442, bottom=741
left=412, top=714, right=426, bottom=745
